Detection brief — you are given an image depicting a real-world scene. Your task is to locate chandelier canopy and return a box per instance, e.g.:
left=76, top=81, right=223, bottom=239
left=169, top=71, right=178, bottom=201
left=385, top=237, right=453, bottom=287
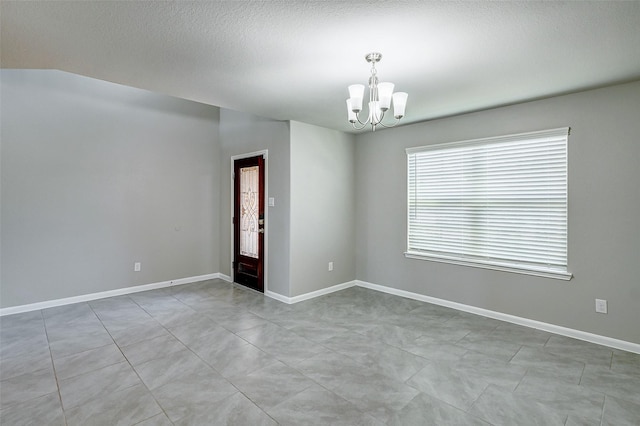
left=346, top=52, right=408, bottom=131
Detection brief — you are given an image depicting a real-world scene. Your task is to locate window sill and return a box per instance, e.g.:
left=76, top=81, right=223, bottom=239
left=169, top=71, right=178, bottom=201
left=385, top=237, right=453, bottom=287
left=404, top=251, right=573, bottom=281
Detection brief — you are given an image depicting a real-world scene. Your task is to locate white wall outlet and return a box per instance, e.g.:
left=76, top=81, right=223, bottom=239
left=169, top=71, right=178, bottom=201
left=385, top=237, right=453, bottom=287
left=328, top=261, right=334, bottom=272
left=595, top=299, right=607, bottom=314
left=134, top=262, right=141, bottom=272
left=268, top=197, right=275, bottom=207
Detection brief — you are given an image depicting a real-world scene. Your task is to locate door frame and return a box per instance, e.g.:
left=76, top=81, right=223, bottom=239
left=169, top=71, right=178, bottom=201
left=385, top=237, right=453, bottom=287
left=230, top=150, right=268, bottom=293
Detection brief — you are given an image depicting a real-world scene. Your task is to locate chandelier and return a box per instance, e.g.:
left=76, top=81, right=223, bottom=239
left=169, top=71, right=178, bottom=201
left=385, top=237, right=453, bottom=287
left=346, top=52, right=408, bottom=131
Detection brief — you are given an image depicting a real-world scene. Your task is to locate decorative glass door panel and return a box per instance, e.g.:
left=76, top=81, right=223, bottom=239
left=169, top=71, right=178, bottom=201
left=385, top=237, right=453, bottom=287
left=240, top=166, right=259, bottom=258
left=233, top=155, right=265, bottom=292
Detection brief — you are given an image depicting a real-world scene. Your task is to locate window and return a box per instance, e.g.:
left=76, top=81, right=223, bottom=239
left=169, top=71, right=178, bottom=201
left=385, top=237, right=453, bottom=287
left=406, top=128, right=571, bottom=280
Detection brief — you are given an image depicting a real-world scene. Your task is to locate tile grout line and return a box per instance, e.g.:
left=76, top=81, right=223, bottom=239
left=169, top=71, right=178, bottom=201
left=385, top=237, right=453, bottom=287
left=40, top=309, right=69, bottom=426
left=87, top=298, right=174, bottom=425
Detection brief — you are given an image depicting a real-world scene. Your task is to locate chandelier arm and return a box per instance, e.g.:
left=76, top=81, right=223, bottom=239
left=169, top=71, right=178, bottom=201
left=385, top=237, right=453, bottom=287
left=351, top=113, right=369, bottom=130
left=354, top=111, right=370, bottom=127
left=375, top=116, right=401, bottom=129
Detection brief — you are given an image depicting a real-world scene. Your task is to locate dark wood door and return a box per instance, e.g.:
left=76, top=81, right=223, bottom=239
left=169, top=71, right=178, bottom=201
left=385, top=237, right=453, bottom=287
left=233, top=155, right=265, bottom=292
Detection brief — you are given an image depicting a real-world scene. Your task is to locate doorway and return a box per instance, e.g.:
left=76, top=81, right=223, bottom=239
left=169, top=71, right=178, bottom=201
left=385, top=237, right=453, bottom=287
left=233, top=154, right=265, bottom=292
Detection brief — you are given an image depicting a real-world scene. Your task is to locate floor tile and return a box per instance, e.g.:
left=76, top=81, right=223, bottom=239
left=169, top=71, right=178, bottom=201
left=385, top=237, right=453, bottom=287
left=90, top=299, right=152, bottom=322
left=133, top=295, right=200, bottom=324
left=120, top=333, right=187, bottom=366
left=0, top=344, right=52, bottom=381
left=0, top=367, right=57, bottom=410
left=3, top=281, right=639, bottom=425
left=58, top=361, right=141, bottom=410
left=45, top=319, right=108, bottom=343
left=167, top=315, right=222, bottom=346
left=454, top=350, right=528, bottom=391
left=509, top=345, right=585, bottom=380
left=469, top=384, right=566, bottom=425
left=266, top=384, right=383, bottom=426
left=403, top=335, right=468, bottom=362
left=48, top=328, right=114, bottom=359
left=565, top=415, right=602, bottom=426
left=182, top=324, right=277, bottom=377
left=0, top=332, right=49, bottom=359
left=65, top=383, right=162, bottom=426
left=407, top=304, right=459, bottom=323
left=0, top=392, right=64, bottom=426
left=406, top=360, right=488, bottom=411
left=490, top=322, right=552, bottom=347
left=580, top=364, right=640, bottom=404
left=297, top=352, right=419, bottom=423
left=144, top=305, right=202, bottom=329
left=321, top=330, right=388, bottom=359
left=602, top=395, right=640, bottom=426
left=274, top=317, right=351, bottom=343
left=0, top=311, right=44, bottom=331
left=133, top=348, right=213, bottom=390
left=358, top=323, right=424, bottom=349
left=0, top=318, right=46, bottom=346
left=544, top=335, right=614, bottom=367
left=133, top=413, right=174, bottom=426
left=514, top=374, right=605, bottom=420
left=246, top=299, right=295, bottom=321
left=217, top=311, right=273, bottom=333
left=179, top=296, right=234, bottom=314
left=201, top=338, right=277, bottom=378
left=42, top=302, right=97, bottom=325
left=236, top=322, right=327, bottom=365
left=103, top=318, right=169, bottom=348
left=611, top=350, right=640, bottom=377
left=173, top=391, right=277, bottom=426
left=456, top=333, right=523, bottom=362
left=356, top=343, right=430, bottom=382
left=229, top=361, right=316, bottom=410
left=446, top=312, right=502, bottom=335
left=151, top=370, right=238, bottom=422
left=53, top=343, right=125, bottom=380
left=523, top=364, right=585, bottom=385
left=387, top=392, right=490, bottom=426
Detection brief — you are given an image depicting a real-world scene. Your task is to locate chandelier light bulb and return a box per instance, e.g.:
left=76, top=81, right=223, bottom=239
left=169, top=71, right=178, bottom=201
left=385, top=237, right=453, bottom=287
left=348, top=84, right=365, bottom=112
left=392, top=92, right=408, bottom=119
left=377, top=82, right=394, bottom=111
left=346, top=99, right=357, bottom=122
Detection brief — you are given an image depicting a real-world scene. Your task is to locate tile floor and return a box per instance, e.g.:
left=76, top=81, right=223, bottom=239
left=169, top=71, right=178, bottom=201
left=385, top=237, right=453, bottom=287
left=1, top=279, right=639, bottom=425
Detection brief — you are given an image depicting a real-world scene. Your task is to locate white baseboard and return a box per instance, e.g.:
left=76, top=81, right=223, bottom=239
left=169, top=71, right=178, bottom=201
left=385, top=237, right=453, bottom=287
left=218, top=273, right=232, bottom=283
left=264, top=290, right=292, bottom=304
left=0, top=273, right=224, bottom=317
left=356, top=280, right=640, bottom=354
left=4, top=272, right=636, bottom=354
left=265, top=280, right=357, bottom=304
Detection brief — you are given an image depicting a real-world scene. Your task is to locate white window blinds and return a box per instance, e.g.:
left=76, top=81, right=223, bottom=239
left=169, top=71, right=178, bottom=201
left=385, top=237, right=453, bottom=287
left=406, top=128, right=571, bottom=280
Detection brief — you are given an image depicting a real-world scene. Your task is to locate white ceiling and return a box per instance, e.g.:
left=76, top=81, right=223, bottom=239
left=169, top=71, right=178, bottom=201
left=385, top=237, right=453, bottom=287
left=2, top=1, right=640, bottom=133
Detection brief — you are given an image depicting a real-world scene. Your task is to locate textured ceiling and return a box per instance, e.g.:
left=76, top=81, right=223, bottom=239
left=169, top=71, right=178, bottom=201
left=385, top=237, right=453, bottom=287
left=2, top=1, right=640, bottom=132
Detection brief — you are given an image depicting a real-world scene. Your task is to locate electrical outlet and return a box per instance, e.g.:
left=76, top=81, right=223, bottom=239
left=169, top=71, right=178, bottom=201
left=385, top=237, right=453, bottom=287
left=328, top=261, right=334, bottom=272
left=595, top=299, right=607, bottom=314
left=134, top=262, right=141, bottom=272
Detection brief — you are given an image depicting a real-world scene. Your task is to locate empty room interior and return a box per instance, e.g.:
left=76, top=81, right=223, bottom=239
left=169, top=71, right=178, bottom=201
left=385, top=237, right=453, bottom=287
left=1, top=2, right=640, bottom=425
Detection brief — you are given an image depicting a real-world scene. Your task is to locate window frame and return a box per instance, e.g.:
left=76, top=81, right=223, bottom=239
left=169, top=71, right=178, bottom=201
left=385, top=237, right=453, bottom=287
left=405, top=128, right=572, bottom=281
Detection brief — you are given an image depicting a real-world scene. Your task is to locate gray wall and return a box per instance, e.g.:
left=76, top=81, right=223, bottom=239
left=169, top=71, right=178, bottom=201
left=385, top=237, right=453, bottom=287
left=218, top=108, right=291, bottom=297
left=289, top=121, right=356, bottom=297
left=1, top=70, right=221, bottom=307
left=355, top=80, right=640, bottom=344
